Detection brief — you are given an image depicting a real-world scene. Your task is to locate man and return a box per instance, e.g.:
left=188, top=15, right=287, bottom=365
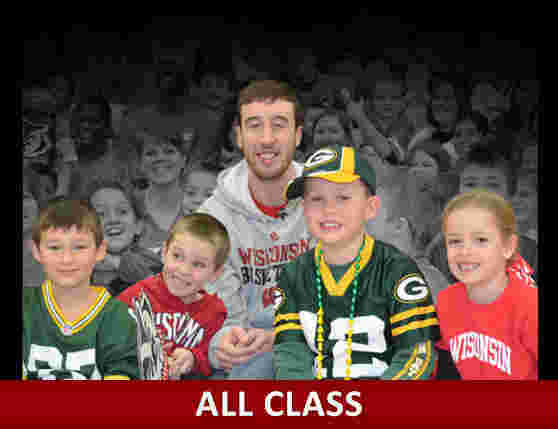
left=198, top=80, right=312, bottom=378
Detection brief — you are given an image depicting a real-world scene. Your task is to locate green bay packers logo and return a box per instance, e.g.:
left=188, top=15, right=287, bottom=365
left=262, top=286, right=286, bottom=311
left=394, top=274, right=429, bottom=303
left=304, top=147, right=338, bottom=170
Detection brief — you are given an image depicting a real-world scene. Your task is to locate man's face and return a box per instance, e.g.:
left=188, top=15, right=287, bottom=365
left=237, top=99, right=302, bottom=182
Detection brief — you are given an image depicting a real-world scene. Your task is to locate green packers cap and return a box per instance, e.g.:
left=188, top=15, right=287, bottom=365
left=285, top=145, right=376, bottom=200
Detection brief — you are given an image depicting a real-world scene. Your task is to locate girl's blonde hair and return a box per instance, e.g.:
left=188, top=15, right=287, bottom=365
left=442, top=189, right=518, bottom=258
left=166, top=213, right=230, bottom=269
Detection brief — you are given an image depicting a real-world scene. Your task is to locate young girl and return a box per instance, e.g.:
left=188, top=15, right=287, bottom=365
left=436, top=189, right=538, bottom=379
left=88, top=181, right=163, bottom=296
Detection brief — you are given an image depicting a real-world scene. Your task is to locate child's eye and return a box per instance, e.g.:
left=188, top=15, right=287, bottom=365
left=447, top=239, right=462, bottom=247
left=173, top=253, right=183, bottom=261
left=476, top=237, right=489, bottom=244
left=118, top=209, right=130, bottom=216
left=193, top=261, right=206, bottom=268
left=47, top=245, right=61, bottom=251
left=338, top=195, right=351, bottom=201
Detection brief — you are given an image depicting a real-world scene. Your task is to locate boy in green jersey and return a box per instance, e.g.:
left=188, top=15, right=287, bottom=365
left=274, top=145, right=440, bottom=380
left=23, top=198, right=138, bottom=380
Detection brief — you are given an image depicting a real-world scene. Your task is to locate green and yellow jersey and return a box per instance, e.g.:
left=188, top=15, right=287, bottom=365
left=23, top=281, right=139, bottom=380
left=274, top=234, right=440, bottom=380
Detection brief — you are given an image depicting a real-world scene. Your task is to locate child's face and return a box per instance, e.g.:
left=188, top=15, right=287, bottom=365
left=162, top=232, right=223, bottom=304
left=445, top=207, right=515, bottom=290
left=454, top=119, right=481, bottom=156
left=181, top=170, right=218, bottom=214
left=23, top=191, right=39, bottom=235
left=141, top=141, right=185, bottom=185
left=431, top=83, right=458, bottom=126
left=303, top=178, right=378, bottom=254
left=371, top=81, right=405, bottom=121
left=459, top=164, right=509, bottom=199
left=312, top=116, right=347, bottom=150
left=303, top=107, right=325, bottom=136
left=408, top=150, right=439, bottom=188
left=75, top=103, right=106, bottom=147
left=366, top=187, right=412, bottom=253
left=512, top=178, right=538, bottom=223
left=90, top=188, right=141, bottom=254
left=32, top=226, right=107, bottom=291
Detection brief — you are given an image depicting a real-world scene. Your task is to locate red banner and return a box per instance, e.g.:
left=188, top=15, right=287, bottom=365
left=2, top=381, right=556, bottom=427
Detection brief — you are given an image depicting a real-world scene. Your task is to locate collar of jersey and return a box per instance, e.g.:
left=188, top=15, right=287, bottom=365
left=314, top=234, right=374, bottom=296
left=41, top=280, right=111, bottom=335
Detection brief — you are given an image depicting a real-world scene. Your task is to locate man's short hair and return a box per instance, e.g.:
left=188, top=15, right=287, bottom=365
left=237, top=80, right=304, bottom=128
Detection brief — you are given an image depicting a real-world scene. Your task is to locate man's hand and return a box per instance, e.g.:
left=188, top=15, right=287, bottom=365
left=168, top=347, right=195, bottom=380
left=216, top=326, right=275, bottom=371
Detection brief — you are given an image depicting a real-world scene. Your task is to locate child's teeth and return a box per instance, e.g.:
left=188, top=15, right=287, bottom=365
left=459, top=264, right=479, bottom=272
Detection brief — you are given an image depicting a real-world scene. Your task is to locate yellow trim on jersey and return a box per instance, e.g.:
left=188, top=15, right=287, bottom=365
left=392, top=341, right=432, bottom=380
left=274, top=313, right=300, bottom=324
left=392, top=343, right=419, bottom=380
left=104, top=375, right=131, bottom=380
left=42, top=281, right=111, bottom=335
left=314, top=234, right=374, bottom=296
left=390, top=305, right=436, bottom=324
left=414, top=341, right=432, bottom=380
left=391, top=318, right=439, bottom=337
left=274, top=323, right=303, bottom=335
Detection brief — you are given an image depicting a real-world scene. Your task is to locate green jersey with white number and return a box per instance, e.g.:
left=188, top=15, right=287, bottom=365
left=274, top=234, right=441, bottom=379
left=23, top=282, right=139, bottom=380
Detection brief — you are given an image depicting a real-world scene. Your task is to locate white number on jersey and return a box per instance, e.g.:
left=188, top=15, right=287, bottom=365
left=26, top=344, right=100, bottom=380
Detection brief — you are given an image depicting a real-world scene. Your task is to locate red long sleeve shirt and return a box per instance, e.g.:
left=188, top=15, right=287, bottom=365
left=118, top=273, right=227, bottom=377
left=436, top=277, right=538, bottom=380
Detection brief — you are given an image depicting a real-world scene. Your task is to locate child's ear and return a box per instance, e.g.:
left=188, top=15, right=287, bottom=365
left=31, top=241, right=42, bottom=264
left=210, top=264, right=225, bottom=283
left=134, top=218, right=144, bottom=239
left=505, top=233, right=519, bottom=260
left=366, top=195, right=381, bottom=221
left=96, top=240, right=108, bottom=263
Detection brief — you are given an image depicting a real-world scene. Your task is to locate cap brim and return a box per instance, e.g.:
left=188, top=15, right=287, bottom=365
left=285, top=176, right=305, bottom=201
left=285, top=171, right=361, bottom=201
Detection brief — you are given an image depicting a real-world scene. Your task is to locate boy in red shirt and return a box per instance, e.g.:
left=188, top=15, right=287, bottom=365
left=118, top=213, right=228, bottom=379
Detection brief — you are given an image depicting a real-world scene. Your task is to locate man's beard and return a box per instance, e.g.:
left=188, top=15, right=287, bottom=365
left=244, top=145, right=296, bottom=182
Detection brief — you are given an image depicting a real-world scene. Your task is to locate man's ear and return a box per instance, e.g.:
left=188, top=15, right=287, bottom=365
left=235, top=125, right=243, bottom=151
left=295, top=125, right=303, bottom=148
